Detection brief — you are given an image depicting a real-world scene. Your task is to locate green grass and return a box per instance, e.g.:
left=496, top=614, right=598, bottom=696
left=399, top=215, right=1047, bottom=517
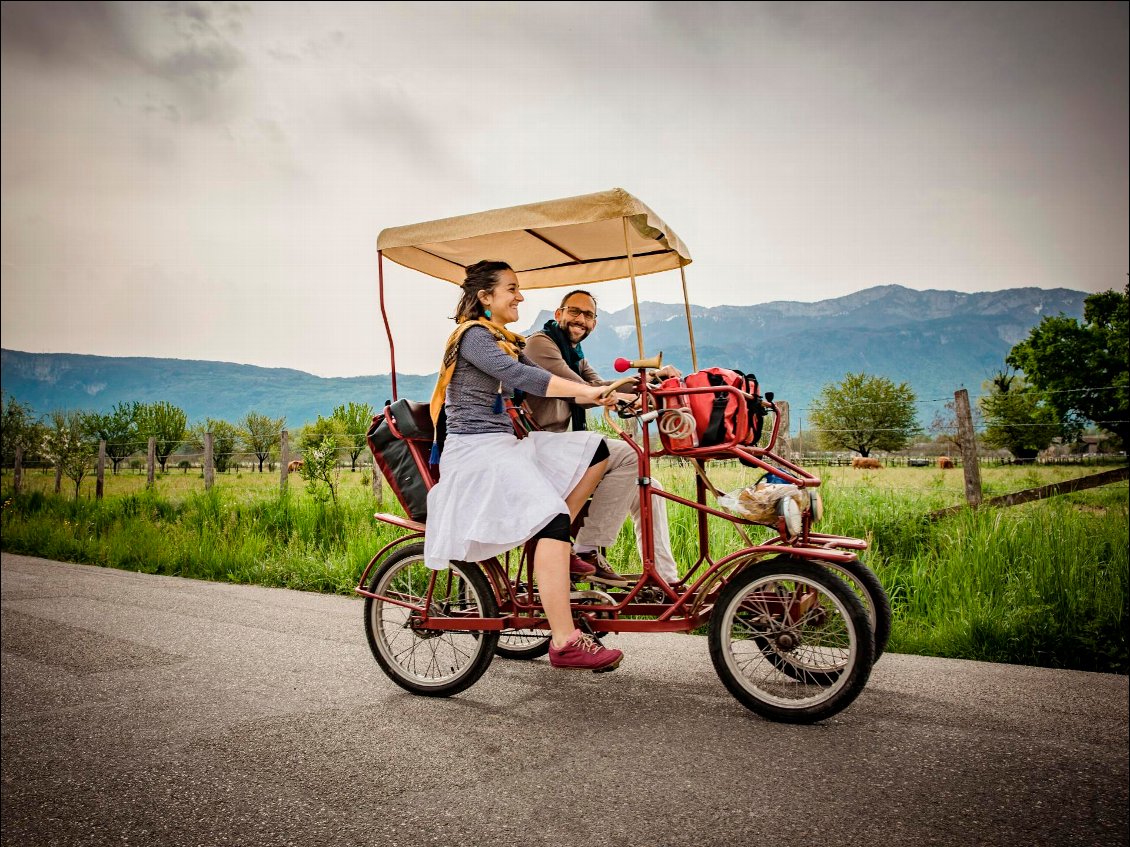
left=2, top=462, right=1127, bottom=673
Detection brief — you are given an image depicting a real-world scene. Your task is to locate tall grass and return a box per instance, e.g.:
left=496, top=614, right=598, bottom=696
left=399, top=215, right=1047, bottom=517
left=1, top=478, right=410, bottom=595
left=2, top=463, right=1127, bottom=672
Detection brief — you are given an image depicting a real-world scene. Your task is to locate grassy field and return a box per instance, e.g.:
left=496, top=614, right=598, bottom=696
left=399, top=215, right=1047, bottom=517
left=2, top=461, right=1126, bottom=672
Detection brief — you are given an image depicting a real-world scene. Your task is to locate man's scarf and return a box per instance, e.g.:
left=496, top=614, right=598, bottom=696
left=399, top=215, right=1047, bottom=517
left=429, top=317, right=526, bottom=432
left=542, top=319, right=588, bottom=432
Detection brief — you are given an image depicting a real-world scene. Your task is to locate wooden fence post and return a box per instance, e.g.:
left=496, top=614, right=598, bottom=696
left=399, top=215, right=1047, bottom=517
left=146, top=437, right=156, bottom=489
left=54, top=463, right=62, bottom=494
left=204, top=433, right=214, bottom=490
left=954, top=388, right=983, bottom=507
left=96, top=440, right=107, bottom=500
left=279, top=430, right=289, bottom=492
left=14, top=446, right=23, bottom=494
left=775, top=400, right=792, bottom=458
left=372, top=453, right=383, bottom=505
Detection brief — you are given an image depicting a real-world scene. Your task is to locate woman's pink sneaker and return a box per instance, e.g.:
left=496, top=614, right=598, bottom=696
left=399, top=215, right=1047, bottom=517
left=549, top=631, right=623, bottom=672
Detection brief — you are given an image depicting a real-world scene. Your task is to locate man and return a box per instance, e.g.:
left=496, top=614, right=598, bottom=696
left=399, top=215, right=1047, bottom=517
left=524, top=289, right=682, bottom=586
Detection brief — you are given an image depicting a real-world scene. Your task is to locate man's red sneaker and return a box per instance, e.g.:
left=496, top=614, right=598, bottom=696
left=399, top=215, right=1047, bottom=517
left=549, top=630, right=623, bottom=672
left=577, top=550, right=631, bottom=586
left=568, top=554, right=596, bottom=578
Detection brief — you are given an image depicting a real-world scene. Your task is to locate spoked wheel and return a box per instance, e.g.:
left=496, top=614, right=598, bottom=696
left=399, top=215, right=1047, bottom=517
left=822, top=557, right=892, bottom=661
left=709, top=559, right=873, bottom=723
left=496, top=628, right=552, bottom=659
left=363, top=542, right=499, bottom=697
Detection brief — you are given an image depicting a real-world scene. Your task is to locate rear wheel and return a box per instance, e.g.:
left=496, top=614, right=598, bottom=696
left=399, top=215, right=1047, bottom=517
left=363, top=542, right=498, bottom=697
left=496, top=628, right=552, bottom=659
left=709, top=559, right=873, bottom=723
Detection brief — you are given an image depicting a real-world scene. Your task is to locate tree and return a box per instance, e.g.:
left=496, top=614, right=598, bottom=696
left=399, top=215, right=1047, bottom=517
left=41, top=410, right=97, bottom=499
left=240, top=412, right=285, bottom=472
left=1007, top=284, right=1129, bottom=446
left=979, top=372, right=1063, bottom=460
left=82, top=402, right=140, bottom=474
left=188, top=419, right=240, bottom=474
left=331, top=402, right=375, bottom=471
left=810, top=372, right=921, bottom=457
left=136, top=401, right=188, bottom=473
left=298, top=415, right=347, bottom=504
left=1, top=391, right=43, bottom=467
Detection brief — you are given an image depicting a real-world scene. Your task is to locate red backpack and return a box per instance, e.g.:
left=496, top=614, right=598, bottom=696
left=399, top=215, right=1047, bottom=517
left=657, top=368, right=766, bottom=453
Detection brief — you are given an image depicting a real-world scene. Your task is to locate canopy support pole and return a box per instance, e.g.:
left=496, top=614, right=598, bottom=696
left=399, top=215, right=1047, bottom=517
left=378, top=250, right=398, bottom=401
left=679, top=263, right=698, bottom=372
left=622, top=217, right=645, bottom=358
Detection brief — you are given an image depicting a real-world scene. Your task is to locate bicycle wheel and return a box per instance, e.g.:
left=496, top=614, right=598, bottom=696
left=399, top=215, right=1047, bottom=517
left=496, top=628, right=552, bottom=659
left=708, top=559, right=873, bottom=724
left=823, top=557, right=891, bottom=661
left=363, top=542, right=499, bottom=697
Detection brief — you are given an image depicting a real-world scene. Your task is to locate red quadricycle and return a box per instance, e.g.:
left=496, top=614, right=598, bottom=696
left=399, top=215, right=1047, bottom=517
left=357, top=189, right=890, bottom=723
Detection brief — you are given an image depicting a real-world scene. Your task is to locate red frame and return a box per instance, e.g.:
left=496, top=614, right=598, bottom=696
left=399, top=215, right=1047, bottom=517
left=359, top=255, right=869, bottom=636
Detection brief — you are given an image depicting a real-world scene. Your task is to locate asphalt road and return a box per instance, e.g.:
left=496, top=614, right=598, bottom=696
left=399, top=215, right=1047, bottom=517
left=2, top=551, right=1127, bottom=847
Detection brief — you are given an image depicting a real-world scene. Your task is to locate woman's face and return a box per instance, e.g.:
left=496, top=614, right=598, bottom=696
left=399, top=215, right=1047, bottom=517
left=481, top=269, right=524, bottom=325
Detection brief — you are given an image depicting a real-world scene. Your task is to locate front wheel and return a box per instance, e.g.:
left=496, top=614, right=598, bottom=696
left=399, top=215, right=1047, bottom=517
left=709, top=559, right=873, bottom=723
left=363, top=542, right=499, bottom=697
left=823, top=557, right=891, bottom=661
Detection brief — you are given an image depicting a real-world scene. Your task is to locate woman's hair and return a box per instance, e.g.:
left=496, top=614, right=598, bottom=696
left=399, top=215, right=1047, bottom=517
left=454, top=260, right=513, bottom=322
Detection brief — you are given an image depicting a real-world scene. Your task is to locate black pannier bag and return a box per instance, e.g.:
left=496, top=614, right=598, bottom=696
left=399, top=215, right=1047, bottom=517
left=366, top=399, right=436, bottom=523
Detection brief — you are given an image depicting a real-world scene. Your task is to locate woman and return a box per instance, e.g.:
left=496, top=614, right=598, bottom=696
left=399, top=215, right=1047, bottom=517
left=425, top=260, right=625, bottom=672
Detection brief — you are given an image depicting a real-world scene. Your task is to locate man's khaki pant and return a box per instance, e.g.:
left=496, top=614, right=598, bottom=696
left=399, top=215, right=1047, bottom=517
left=575, top=439, right=679, bottom=583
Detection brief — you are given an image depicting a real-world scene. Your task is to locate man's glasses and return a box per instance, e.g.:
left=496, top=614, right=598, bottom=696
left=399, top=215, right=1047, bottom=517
left=563, top=306, right=597, bottom=322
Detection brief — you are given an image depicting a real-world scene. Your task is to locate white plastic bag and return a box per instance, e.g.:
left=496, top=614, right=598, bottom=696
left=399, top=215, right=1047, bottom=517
left=718, top=482, right=807, bottom=525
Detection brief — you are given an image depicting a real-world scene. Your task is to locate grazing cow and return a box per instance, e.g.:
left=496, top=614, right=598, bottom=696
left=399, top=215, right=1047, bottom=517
left=937, top=456, right=955, bottom=469
left=287, top=460, right=304, bottom=473
left=851, top=457, right=882, bottom=469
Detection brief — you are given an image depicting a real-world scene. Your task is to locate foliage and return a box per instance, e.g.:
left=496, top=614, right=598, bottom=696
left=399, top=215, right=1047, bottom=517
left=188, top=418, right=241, bottom=474
left=240, top=412, right=286, bottom=472
left=40, top=410, right=97, bottom=499
left=810, top=372, right=921, bottom=456
left=298, top=415, right=347, bottom=505
left=978, top=372, right=1063, bottom=459
left=331, top=402, right=375, bottom=472
left=82, top=401, right=140, bottom=474
left=136, top=401, right=188, bottom=473
left=1, top=391, right=43, bottom=465
left=1007, top=284, right=1129, bottom=446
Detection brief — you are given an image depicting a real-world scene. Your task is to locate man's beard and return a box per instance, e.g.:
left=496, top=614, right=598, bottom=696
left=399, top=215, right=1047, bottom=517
left=565, top=324, right=590, bottom=344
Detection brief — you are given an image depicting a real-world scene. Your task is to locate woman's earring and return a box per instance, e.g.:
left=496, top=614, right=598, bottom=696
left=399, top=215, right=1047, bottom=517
left=484, top=309, right=492, bottom=318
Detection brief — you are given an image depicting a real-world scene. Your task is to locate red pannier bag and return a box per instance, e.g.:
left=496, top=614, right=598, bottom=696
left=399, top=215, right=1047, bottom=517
left=657, top=368, right=766, bottom=453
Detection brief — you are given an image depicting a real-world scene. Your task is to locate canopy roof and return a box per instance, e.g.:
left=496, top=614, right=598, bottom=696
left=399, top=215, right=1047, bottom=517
left=377, top=188, right=691, bottom=288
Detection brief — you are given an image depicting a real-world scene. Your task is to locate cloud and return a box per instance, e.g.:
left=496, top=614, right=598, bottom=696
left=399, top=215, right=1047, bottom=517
left=1, top=1, right=250, bottom=122
left=0, top=1, right=142, bottom=67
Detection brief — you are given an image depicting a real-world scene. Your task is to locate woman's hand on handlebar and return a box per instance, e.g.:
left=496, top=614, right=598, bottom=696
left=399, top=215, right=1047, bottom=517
left=577, top=382, right=631, bottom=408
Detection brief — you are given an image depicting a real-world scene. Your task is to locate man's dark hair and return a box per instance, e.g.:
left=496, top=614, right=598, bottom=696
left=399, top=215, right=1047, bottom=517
left=558, top=289, right=598, bottom=309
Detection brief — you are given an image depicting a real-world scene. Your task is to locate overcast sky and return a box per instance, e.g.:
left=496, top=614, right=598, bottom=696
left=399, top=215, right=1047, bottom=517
left=2, top=1, right=1127, bottom=376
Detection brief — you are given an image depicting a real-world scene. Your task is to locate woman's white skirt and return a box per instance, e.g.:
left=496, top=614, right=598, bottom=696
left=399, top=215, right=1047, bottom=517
left=423, top=430, right=604, bottom=570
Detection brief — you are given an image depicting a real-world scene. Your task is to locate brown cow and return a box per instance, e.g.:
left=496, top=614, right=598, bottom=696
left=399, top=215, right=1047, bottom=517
left=937, top=456, right=955, bottom=469
left=287, top=460, right=304, bottom=473
left=851, top=457, right=882, bottom=469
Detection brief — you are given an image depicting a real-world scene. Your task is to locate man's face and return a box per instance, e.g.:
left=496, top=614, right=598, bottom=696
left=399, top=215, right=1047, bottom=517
left=555, top=294, right=598, bottom=346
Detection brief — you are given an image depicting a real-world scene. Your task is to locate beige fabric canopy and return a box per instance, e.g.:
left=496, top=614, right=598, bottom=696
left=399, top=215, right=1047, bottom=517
left=377, top=188, right=691, bottom=288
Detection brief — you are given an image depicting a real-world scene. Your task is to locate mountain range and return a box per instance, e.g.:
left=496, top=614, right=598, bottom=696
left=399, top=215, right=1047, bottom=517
left=1, top=285, right=1087, bottom=428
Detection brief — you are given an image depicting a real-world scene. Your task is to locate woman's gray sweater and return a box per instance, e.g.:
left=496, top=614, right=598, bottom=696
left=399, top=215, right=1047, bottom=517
left=446, top=326, right=552, bottom=435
